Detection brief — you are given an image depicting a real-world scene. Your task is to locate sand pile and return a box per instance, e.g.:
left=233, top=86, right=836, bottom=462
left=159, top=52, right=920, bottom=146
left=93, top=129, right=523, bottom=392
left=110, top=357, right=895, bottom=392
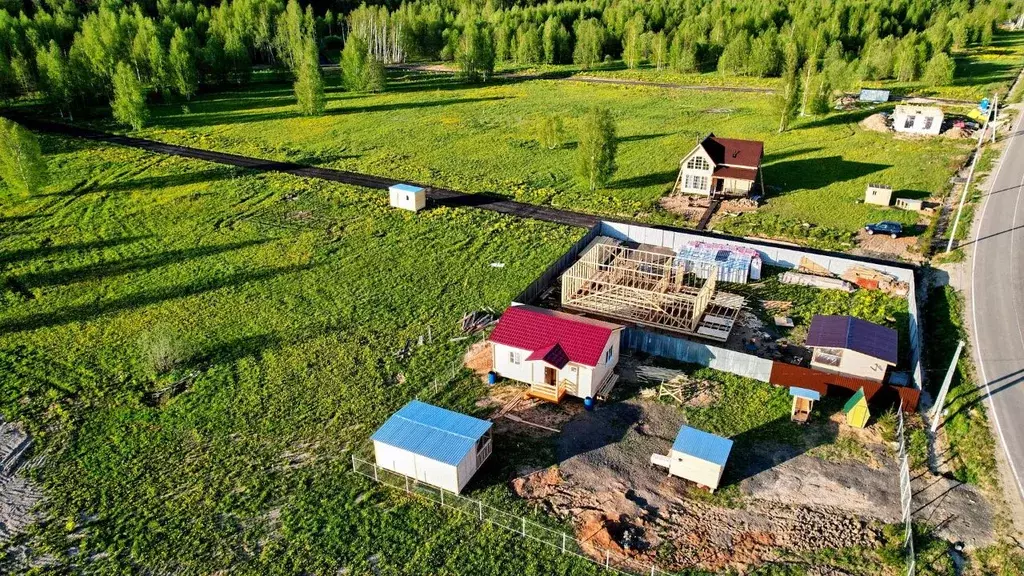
left=858, top=113, right=891, bottom=133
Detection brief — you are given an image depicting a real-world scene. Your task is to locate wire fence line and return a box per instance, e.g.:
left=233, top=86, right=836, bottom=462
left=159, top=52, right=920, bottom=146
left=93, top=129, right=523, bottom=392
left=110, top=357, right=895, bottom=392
left=896, top=401, right=915, bottom=576
left=351, top=456, right=676, bottom=576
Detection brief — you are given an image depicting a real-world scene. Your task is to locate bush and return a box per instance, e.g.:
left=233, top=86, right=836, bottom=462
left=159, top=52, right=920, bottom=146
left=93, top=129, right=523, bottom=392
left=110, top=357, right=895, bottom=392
left=139, top=328, right=191, bottom=375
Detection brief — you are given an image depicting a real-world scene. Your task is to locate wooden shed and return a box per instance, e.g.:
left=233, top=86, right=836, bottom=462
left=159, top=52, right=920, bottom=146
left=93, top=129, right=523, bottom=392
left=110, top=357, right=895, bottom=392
left=389, top=183, right=426, bottom=212
left=843, top=388, right=870, bottom=428
left=653, top=425, right=733, bottom=492
left=864, top=183, right=893, bottom=207
left=789, top=387, right=821, bottom=423
left=372, top=400, right=493, bottom=494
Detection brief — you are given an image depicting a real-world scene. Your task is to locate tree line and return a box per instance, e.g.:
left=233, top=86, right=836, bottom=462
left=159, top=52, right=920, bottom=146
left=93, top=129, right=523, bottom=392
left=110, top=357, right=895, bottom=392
left=0, top=0, right=1020, bottom=130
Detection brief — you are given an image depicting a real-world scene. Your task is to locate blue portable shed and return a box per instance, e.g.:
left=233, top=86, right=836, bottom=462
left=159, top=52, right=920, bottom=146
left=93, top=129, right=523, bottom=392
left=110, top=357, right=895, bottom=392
left=372, top=400, right=493, bottom=493
left=667, top=425, right=733, bottom=491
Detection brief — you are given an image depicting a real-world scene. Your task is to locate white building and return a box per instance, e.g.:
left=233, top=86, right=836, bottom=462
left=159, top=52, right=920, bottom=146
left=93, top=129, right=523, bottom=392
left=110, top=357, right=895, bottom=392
left=389, top=183, right=426, bottom=212
left=371, top=400, right=493, bottom=494
left=674, top=133, right=764, bottom=197
left=489, top=305, right=623, bottom=403
left=651, top=425, right=733, bottom=492
left=892, top=105, right=943, bottom=136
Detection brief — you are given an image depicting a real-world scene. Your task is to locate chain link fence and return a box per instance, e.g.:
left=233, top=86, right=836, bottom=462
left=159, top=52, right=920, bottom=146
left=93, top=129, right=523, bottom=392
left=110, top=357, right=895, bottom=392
left=352, top=456, right=676, bottom=576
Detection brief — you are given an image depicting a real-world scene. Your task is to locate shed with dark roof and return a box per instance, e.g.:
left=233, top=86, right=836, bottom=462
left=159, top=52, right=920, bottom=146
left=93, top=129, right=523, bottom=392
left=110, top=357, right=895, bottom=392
left=806, top=315, right=898, bottom=382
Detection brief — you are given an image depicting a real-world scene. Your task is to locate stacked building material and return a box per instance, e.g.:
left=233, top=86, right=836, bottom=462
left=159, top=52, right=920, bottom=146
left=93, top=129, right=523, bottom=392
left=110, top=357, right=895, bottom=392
left=675, top=241, right=762, bottom=284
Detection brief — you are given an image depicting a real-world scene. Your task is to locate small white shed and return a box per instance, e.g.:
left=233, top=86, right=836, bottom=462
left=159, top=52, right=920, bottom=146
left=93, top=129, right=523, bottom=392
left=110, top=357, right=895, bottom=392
left=372, top=400, right=493, bottom=494
left=864, top=183, right=893, bottom=207
left=653, top=425, right=733, bottom=492
left=389, top=183, right=426, bottom=212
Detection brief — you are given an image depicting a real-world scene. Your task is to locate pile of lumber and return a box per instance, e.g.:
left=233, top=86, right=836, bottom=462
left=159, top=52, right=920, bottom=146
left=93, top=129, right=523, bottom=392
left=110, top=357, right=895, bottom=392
left=840, top=265, right=910, bottom=296
left=780, top=271, right=856, bottom=292
left=460, top=310, right=497, bottom=333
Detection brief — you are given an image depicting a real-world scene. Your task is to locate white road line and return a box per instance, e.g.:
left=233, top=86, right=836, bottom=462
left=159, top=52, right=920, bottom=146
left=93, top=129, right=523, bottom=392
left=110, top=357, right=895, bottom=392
left=971, top=109, right=1024, bottom=501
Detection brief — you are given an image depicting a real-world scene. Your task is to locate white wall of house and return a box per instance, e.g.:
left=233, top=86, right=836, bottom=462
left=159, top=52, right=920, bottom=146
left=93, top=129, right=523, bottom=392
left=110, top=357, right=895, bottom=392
left=810, top=347, right=892, bottom=382
left=491, top=335, right=620, bottom=399
left=893, top=108, right=943, bottom=135
left=678, top=149, right=714, bottom=195
left=668, top=449, right=726, bottom=491
left=589, top=337, right=620, bottom=396
left=373, top=440, right=462, bottom=493
left=719, top=176, right=755, bottom=194
left=492, top=343, right=535, bottom=383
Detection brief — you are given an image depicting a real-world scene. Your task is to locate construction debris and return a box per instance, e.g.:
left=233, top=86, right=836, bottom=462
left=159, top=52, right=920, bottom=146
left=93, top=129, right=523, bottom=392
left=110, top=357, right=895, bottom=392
left=780, top=271, right=856, bottom=293
left=760, top=300, right=793, bottom=313
left=460, top=309, right=497, bottom=333
left=0, top=418, right=42, bottom=544
left=840, top=265, right=911, bottom=296
left=796, top=257, right=833, bottom=277
left=774, top=316, right=795, bottom=328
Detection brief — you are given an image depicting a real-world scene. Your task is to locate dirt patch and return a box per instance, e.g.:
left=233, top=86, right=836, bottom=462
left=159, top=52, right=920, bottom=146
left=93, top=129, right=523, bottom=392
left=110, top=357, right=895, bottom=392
left=509, top=398, right=995, bottom=572
left=719, top=197, right=759, bottom=213
left=486, top=384, right=584, bottom=438
left=463, top=340, right=492, bottom=382
left=859, top=113, right=891, bottom=133
left=943, top=126, right=971, bottom=139
left=852, top=229, right=926, bottom=263
left=0, top=418, right=42, bottom=544
left=658, top=195, right=707, bottom=222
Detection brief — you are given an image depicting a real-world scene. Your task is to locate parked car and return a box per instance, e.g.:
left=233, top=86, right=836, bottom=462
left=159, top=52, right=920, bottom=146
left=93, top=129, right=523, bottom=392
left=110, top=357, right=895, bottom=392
left=865, top=221, right=903, bottom=238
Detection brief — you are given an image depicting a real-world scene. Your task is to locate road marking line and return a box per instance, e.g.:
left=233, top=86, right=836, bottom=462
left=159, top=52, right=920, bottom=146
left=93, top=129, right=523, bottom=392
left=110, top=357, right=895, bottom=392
left=971, top=107, right=1024, bottom=502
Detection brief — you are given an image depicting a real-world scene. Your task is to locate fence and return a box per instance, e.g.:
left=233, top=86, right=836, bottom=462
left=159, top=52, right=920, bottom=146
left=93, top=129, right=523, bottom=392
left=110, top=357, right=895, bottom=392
left=623, top=327, right=774, bottom=382
left=351, top=456, right=677, bottom=576
left=896, top=402, right=915, bottom=576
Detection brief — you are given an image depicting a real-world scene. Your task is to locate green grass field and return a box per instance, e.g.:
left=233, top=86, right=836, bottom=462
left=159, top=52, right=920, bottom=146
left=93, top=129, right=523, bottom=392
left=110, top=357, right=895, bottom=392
left=97, top=65, right=975, bottom=251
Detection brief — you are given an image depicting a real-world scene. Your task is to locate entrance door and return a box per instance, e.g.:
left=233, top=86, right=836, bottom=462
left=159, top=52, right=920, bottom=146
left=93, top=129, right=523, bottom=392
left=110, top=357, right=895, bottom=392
left=544, top=367, right=557, bottom=386
left=713, top=178, right=724, bottom=195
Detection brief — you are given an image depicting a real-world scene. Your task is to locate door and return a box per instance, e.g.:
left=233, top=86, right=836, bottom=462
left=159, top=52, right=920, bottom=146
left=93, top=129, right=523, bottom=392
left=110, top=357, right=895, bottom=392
left=544, top=367, right=557, bottom=386
left=713, top=178, right=724, bottom=195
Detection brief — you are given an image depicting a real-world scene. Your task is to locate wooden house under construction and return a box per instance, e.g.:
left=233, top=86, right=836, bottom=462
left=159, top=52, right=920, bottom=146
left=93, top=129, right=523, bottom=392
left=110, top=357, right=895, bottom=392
left=559, top=241, right=744, bottom=342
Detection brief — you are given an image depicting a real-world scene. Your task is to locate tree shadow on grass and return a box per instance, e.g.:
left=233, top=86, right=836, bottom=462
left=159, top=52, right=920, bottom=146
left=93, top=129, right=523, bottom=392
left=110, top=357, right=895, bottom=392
left=764, top=156, right=889, bottom=192
left=0, top=262, right=317, bottom=335
left=610, top=169, right=678, bottom=190
left=15, top=239, right=270, bottom=290
left=619, top=132, right=674, bottom=144
left=795, top=108, right=880, bottom=131
left=78, top=167, right=252, bottom=195
left=762, top=146, right=823, bottom=163
left=0, top=236, right=149, bottom=268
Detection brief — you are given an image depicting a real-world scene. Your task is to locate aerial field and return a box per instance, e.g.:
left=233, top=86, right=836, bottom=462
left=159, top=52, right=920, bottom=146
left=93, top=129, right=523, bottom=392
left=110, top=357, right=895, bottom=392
left=126, top=70, right=972, bottom=250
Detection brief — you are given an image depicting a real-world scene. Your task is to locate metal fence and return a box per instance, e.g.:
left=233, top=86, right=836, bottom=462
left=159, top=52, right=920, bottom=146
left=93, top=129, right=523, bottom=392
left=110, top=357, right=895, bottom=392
left=351, top=456, right=677, bottom=576
left=896, top=402, right=915, bottom=576
left=622, top=327, right=774, bottom=382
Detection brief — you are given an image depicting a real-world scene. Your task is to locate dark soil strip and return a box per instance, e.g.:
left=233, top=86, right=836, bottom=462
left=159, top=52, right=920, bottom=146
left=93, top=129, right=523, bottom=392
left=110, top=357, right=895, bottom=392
left=696, top=198, right=721, bottom=231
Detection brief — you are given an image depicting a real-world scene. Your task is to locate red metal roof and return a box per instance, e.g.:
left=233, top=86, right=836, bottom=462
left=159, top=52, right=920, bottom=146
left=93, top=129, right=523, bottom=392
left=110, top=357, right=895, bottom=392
left=490, top=305, right=621, bottom=368
left=712, top=165, right=758, bottom=181
left=700, top=134, right=764, bottom=168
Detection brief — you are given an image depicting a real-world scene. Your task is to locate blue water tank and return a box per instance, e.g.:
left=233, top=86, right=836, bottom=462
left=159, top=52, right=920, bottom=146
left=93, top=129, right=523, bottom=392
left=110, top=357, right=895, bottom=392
left=487, top=371, right=497, bottom=385
left=583, top=396, right=595, bottom=411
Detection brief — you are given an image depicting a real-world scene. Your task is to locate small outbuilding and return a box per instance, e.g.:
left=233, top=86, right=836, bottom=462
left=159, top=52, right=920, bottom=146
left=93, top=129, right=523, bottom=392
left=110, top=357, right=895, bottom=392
left=806, top=315, right=898, bottom=382
left=389, top=183, right=426, bottom=212
left=893, top=105, right=944, bottom=136
left=895, top=197, right=924, bottom=212
left=858, top=88, right=891, bottom=103
left=653, top=425, right=733, bottom=492
left=864, top=183, right=893, bottom=207
left=372, top=400, right=493, bottom=494
left=843, top=388, right=871, bottom=428
left=789, top=386, right=821, bottom=423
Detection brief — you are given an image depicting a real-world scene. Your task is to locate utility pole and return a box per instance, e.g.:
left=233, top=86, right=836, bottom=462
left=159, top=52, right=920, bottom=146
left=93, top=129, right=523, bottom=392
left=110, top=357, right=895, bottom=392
left=946, top=93, right=995, bottom=253
left=930, top=340, right=965, bottom=433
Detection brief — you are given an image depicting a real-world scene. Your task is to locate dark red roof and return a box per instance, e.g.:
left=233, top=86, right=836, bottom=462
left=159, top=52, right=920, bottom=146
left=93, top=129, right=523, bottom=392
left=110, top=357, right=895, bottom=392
left=700, top=134, right=763, bottom=168
left=806, top=315, right=898, bottom=364
left=712, top=165, right=758, bottom=181
left=490, top=305, right=621, bottom=368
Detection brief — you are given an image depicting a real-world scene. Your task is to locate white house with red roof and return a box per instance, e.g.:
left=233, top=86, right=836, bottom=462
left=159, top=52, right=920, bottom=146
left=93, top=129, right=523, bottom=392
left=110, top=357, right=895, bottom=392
left=674, top=133, right=764, bottom=198
left=488, top=305, right=624, bottom=403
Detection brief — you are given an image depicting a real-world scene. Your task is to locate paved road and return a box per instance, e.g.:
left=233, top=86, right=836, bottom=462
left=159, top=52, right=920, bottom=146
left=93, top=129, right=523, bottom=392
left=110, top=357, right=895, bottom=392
left=970, top=107, right=1024, bottom=506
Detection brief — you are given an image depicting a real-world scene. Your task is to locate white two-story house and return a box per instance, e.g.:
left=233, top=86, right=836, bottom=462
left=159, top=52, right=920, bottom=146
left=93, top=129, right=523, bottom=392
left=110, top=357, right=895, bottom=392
left=674, top=133, right=764, bottom=198
left=488, top=305, right=623, bottom=403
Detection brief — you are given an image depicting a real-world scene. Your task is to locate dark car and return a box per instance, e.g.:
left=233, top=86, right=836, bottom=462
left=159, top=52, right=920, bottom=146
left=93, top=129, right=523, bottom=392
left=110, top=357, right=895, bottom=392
left=865, top=221, right=903, bottom=238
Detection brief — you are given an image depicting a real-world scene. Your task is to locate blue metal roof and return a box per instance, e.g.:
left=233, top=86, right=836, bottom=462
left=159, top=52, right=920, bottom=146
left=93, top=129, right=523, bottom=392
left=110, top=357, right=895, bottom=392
left=671, top=426, right=733, bottom=467
left=789, top=387, right=821, bottom=401
left=371, top=400, right=491, bottom=466
left=859, top=88, right=890, bottom=103
left=390, top=183, right=425, bottom=194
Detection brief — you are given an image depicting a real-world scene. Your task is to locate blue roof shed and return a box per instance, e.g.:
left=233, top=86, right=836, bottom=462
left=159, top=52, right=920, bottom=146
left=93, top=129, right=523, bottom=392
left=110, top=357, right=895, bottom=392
left=371, top=400, right=491, bottom=466
left=389, top=183, right=425, bottom=194
left=671, top=425, right=733, bottom=467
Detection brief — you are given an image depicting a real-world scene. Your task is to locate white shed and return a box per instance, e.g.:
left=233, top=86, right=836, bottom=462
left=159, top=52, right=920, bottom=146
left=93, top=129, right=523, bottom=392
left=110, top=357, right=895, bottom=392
left=652, top=425, right=733, bottom=492
left=892, top=105, right=943, bottom=136
left=371, top=400, right=493, bottom=494
left=389, top=183, right=426, bottom=212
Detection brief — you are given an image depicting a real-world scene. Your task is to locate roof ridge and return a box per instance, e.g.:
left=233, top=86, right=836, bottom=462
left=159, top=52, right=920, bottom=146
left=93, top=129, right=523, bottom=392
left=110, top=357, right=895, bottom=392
left=393, top=413, right=479, bottom=442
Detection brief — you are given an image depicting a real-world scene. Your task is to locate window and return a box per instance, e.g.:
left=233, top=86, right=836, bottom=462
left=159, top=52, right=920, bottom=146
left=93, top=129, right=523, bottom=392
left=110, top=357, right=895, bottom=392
left=604, top=347, right=613, bottom=363
left=923, top=116, right=934, bottom=130
left=686, top=155, right=710, bottom=171
left=684, top=174, right=708, bottom=191
left=509, top=351, right=521, bottom=365
left=904, top=115, right=916, bottom=129
left=812, top=347, right=843, bottom=367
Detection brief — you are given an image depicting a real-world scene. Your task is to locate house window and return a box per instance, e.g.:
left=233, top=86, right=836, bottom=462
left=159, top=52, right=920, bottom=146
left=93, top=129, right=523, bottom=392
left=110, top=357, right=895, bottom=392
left=604, top=347, right=613, bottom=363
left=904, top=115, right=916, bottom=129
left=509, top=351, right=521, bottom=365
left=923, top=116, right=934, bottom=130
left=684, top=174, right=708, bottom=191
left=686, top=155, right=710, bottom=171
left=812, top=347, right=843, bottom=367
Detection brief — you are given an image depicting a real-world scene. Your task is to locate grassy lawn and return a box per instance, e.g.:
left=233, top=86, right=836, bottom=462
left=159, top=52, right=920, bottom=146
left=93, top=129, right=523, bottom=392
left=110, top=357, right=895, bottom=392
left=0, top=135, right=624, bottom=574
left=78, top=67, right=973, bottom=251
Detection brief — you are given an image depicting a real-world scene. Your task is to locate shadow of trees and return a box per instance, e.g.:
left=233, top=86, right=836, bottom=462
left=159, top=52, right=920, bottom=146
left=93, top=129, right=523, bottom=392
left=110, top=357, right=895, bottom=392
left=764, top=156, right=889, bottom=192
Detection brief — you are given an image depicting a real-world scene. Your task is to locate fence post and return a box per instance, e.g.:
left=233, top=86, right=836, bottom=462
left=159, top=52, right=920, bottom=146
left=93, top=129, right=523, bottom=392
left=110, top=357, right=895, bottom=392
left=478, top=500, right=484, bottom=521
left=605, top=550, right=610, bottom=568
left=440, top=487, right=444, bottom=506
left=562, top=533, right=566, bottom=553
left=373, top=463, right=378, bottom=482
left=405, top=475, right=410, bottom=493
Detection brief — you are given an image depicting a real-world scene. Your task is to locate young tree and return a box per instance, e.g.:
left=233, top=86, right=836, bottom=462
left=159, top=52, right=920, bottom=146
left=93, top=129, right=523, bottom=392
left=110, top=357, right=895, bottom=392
left=293, top=32, right=325, bottom=115
left=573, top=18, right=604, bottom=70
left=516, top=24, right=541, bottom=65
left=923, top=52, right=955, bottom=86
left=576, top=107, right=617, bottom=191
left=669, top=33, right=698, bottom=73
left=455, top=19, right=494, bottom=82
left=111, top=61, right=149, bottom=130
left=718, top=31, right=750, bottom=75
left=542, top=16, right=568, bottom=65
left=169, top=27, right=199, bottom=100
left=748, top=30, right=781, bottom=77
left=775, top=48, right=801, bottom=133
left=622, top=13, right=646, bottom=69
left=537, top=114, right=565, bottom=149
left=36, top=40, right=76, bottom=120
left=0, top=118, right=48, bottom=196
left=649, top=31, right=667, bottom=71
left=341, top=34, right=386, bottom=92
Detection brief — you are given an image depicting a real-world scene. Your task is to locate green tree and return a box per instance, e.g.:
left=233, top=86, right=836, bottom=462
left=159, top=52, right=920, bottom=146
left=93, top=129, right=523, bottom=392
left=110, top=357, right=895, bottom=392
left=169, top=27, right=199, bottom=100
left=775, top=47, right=800, bottom=133
left=923, top=52, right=955, bottom=86
left=748, top=30, right=781, bottom=77
left=537, top=114, right=565, bottom=150
left=36, top=40, right=76, bottom=120
left=573, top=18, right=604, bottom=70
left=622, top=13, right=646, bottom=69
left=111, top=61, right=149, bottom=130
left=669, top=32, right=698, bottom=73
left=541, top=16, right=568, bottom=65
left=0, top=118, right=48, bottom=196
left=718, top=31, right=750, bottom=75
left=293, top=31, right=325, bottom=115
left=576, top=107, right=617, bottom=191
left=516, top=24, right=541, bottom=65
left=341, top=35, right=385, bottom=93
left=649, top=31, right=667, bottom=71
left=455, top=19, right=494, bottom=82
